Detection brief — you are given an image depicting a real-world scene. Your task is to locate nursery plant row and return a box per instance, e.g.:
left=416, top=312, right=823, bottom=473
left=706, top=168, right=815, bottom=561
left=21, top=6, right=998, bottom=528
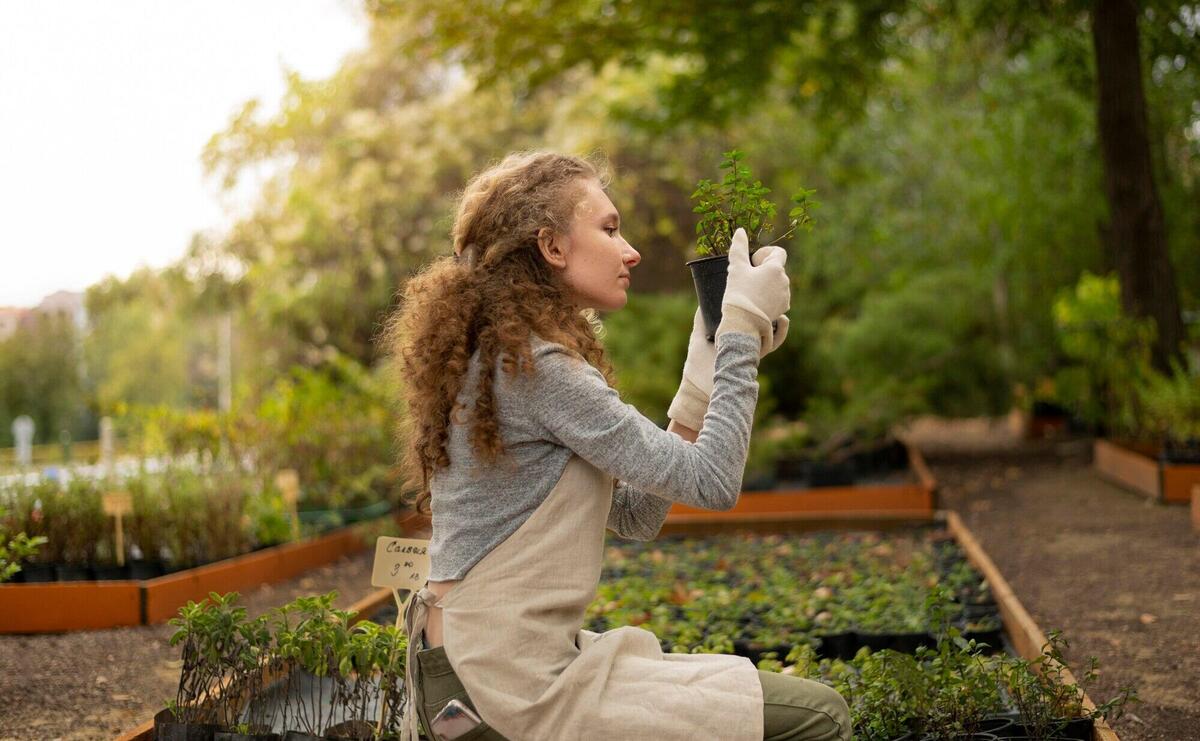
left=0, top=463, right=396, bottom=582
left=125, top=524, right=1128, bottom=741
left=585, top=529, right=1002, bottom=661
left=580, top=529, right=1130, bottom=741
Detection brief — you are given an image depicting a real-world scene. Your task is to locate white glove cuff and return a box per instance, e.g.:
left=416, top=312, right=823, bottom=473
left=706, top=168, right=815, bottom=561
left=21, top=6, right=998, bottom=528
left=667, top=376, right=709, bottom=431
left=715, top=302, right=773, bottom=351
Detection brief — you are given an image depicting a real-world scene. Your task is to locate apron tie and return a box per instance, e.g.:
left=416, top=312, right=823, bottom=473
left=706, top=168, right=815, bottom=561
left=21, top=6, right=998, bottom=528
left=401, top=586, right=441, bottom=741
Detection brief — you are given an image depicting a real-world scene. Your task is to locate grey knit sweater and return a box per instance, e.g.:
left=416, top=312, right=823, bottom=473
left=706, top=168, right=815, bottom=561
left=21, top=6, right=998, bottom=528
left=427, top=329, right=761, bottom=580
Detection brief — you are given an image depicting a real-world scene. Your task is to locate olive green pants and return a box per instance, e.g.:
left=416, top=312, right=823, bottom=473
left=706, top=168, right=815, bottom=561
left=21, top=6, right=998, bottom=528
left=413, top=644, right=852, bottom=740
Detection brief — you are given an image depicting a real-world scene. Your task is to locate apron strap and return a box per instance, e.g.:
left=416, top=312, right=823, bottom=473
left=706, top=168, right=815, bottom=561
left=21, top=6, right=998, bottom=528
left=401, top=586, right=441, bottom=741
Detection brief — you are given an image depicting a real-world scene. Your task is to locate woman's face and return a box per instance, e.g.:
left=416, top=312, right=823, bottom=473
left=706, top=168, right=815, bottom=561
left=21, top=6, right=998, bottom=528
left=541, top=179, right=641, bottom=312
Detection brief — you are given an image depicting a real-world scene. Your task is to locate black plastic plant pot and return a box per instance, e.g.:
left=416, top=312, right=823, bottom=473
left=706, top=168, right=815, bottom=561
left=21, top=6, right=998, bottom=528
left=155, top=714, right=221, bottom=741
left=687, top=253, right=729, bottom=341
left=813, top=631, right=858, bottom=660
left=214, top=731, right=281, bottom=741
left=976, top=716, right=1016, bottom=736
left=324, top=719, right=375, bottom=739
left=774, top=457, right=813, bottom=486
left=809, top=461, right=856, bottom=488
left=1016, top=717, right=1093, bottom=741
left=55, top=563, right=94, bottom=582
left=93, top=564, right=131, bottom=581
left=731, top=640, right=792, bottom=665
left=128, top=559, right=166, bottom=580
left=1162, top=437, right=1200, bottom=464
left=858, top=631, right=935, bottom=655
left=16, top=563, right=56, bottom=582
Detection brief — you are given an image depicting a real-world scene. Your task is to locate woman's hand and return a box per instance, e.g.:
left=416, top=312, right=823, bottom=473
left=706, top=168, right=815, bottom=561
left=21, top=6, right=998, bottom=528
left=666, top=232, right=791, bottom=430
left=667, top=308, right=719, bottom=431
left=717, top=227, right=791, bottom=351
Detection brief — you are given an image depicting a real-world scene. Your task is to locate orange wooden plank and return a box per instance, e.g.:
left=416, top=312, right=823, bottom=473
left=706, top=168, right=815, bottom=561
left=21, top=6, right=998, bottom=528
left=1093, top=439, right=1160, bottom=500
left=112, top=718, right=153, bottom=741
left=142, top=528, right=364, bottom=624
left=947, top=512, right=1120, bottom=741
left=669, top=484, right=933, bottom=517
left=0, top=581, right=141, bottom=633
left=1161, top=464, right=1200, bottom=505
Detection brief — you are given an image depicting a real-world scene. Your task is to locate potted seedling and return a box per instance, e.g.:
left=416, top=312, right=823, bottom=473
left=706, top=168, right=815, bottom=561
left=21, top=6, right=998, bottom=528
left=0, top=504, right=47, bottom=583
left=687, top=149, right=816, bottom=340
left=1001, top=630, right=1135, bottom=741
left=160, top=592, right=250, bottom=741
left=273, top=593, right=353, bottom=740
left=214, top=612, right=279, bottom=741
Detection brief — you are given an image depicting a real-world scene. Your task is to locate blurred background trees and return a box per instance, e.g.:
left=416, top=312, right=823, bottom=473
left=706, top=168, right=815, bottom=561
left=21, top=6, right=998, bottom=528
left=3, top=1, right=1196, bottom=478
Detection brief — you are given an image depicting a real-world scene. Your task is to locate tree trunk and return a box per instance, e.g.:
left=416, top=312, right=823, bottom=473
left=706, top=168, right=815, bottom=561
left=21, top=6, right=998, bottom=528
left=1091, top=0, right=1185, bottom=371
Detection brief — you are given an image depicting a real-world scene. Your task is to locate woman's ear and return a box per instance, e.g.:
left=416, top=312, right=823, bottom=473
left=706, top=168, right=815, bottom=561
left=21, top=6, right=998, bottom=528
left=537, top=227, right=569, bottom=270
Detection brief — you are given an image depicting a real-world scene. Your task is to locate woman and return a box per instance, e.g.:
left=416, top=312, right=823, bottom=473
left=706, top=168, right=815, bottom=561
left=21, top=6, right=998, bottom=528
left=386, top=151, right=851, bottom=741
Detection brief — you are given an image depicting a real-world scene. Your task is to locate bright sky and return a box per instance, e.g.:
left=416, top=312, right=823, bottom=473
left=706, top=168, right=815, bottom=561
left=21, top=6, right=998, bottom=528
left=0, top=0, right=368, bottom=307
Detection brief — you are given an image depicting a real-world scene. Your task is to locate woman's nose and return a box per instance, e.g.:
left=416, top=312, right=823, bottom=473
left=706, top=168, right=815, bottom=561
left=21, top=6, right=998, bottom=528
left=624, top=242, right=641, bottom=268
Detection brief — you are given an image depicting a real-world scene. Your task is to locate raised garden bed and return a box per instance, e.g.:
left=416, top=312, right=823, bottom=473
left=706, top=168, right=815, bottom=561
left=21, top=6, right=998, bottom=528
left=0, top=512, right=418, bottom=633
left=1093, top=438, right=1200, bottom=504
left=668, top=437, right=937, bottom=520
left=246, top=512, right=1120, bottom=741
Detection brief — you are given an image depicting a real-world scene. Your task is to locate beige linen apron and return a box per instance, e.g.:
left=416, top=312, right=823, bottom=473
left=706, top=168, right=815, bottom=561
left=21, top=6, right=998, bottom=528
left=405, top=454, right=763, bottom=741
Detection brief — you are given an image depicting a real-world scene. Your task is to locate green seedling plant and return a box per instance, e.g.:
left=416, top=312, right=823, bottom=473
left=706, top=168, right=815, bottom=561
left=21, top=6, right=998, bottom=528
left=0, top=506, right=46, bottom=582
left=273, top=592, right=355, bottom=736
left=1002, top=630, right=1137, bottom=740
left=167, top=591, right=250, bottom=726
left=691, top=149, right=816, bottom=257
left=907, top=587, right=1005, bottom=740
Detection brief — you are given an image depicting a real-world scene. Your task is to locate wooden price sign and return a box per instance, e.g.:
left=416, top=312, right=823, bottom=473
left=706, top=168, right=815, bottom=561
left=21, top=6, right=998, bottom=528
left=102, top=491, right=132, bottom=567
left=371, top=537, right=431, bottom=629
left=274, top=469, right=301, bottom=541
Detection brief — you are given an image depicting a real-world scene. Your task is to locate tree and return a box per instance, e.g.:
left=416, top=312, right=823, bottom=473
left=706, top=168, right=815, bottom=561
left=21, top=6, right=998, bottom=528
left=383, top=0, right=1196, bottom=368
left=1092, top=0, right=1187, bottom=370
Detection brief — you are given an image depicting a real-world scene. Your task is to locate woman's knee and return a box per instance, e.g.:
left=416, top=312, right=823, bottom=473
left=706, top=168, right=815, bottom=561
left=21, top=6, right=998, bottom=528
left=760, top=671, right=852, bottom=741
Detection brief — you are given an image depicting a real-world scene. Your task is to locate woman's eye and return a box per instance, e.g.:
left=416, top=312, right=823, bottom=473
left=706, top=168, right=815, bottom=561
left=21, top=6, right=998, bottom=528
left=605, top=226, right=618, bottom=236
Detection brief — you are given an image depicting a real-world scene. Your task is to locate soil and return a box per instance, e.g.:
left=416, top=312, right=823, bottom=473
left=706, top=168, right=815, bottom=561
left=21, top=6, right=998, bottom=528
left=911, top=419, right=1200, bottom=741
left=0, top=553, right=377, bottom=741
left=3, top=419, right=1197, bottom=740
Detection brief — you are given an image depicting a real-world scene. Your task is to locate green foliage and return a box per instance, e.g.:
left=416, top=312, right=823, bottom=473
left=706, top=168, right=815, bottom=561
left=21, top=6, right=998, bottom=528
left=1137, top=359, right=1200, bottom=443
left=816, top=268, right=1014, bottom=429
left=691, top=149, right=817, bottom=256
left=248, top=355, right=397, bottom=511
left=1052, top=272, right=1158, bottom=438
left=0, top=505, right=46, bottom=583
left=999, top=630, right=1137, bottom=738
left=0, top=313, right=89, bottom=447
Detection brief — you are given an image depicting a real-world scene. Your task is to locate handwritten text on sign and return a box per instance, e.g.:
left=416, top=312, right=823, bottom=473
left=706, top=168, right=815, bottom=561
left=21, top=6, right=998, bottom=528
left=371, top=537, right=431, bottom=592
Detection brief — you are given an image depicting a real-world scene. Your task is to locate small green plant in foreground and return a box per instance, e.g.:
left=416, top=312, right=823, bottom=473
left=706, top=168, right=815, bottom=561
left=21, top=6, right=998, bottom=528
left=0, top=506, right=46, bottom=582
left=691, top=149, right=817, bottom=256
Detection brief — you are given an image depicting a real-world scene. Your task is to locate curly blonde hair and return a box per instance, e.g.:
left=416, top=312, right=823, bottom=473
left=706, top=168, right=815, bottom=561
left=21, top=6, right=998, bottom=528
left=382, top=151, right=616, bottom=512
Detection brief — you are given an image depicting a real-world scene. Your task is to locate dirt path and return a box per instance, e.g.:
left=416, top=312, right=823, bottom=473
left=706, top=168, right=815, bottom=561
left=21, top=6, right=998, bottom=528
left=925, top=434, right=1200, bottom=741
left=0, top=552, right=377, bottom=741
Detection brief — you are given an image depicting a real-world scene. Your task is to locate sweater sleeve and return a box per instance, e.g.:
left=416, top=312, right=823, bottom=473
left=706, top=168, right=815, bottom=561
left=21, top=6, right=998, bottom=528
left=606, top=480, right=674, bottom=540
left=517, top=331, right=761, bottom=511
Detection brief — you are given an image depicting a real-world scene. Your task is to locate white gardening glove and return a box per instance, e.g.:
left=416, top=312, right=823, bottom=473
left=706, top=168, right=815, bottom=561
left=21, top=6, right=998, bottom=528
left=717, top=228, right=790, bottom=350
left=667, top=235, right=790, bottom=431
